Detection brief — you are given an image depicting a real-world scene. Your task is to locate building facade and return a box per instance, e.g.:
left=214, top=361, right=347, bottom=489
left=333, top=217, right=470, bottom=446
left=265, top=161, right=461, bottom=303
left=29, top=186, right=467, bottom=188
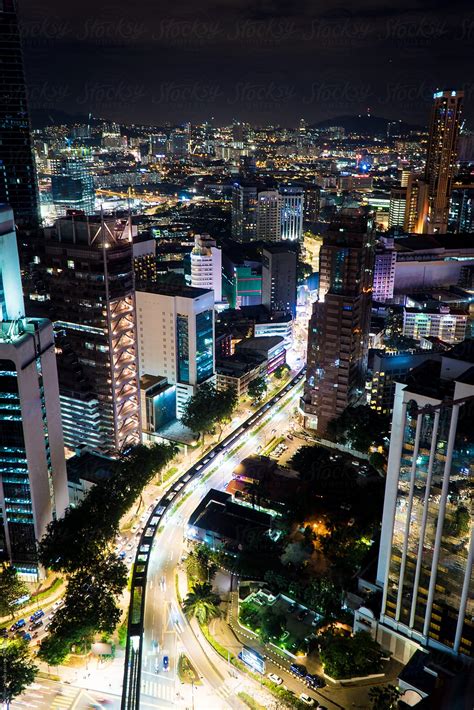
left=0, top=1, right=39, bottom=226
left=279, top=186, right=304, bottom=241
left=189, top=234, right=222, bottom=302
left=51, top=153, right=95, bottom=215
left=136, top=285, right=215, bottom=418
left=373, top=238, right=396, bottom=303
left=403, top=307, right=468, bottom=345
left=42, top=214, right=141, bottom=455
left=424, top=90, right=464, bottom=234
left=377, top=347, right=474, bottom=660
left=231, top=183, right=258, bottom=241
left=389, top=187, right=407, bottom=229
left=0, top=205, right=68, bottom=577
left=261, top=244, right=297, bottom=317
left=302, top=217, right=375, bottom=433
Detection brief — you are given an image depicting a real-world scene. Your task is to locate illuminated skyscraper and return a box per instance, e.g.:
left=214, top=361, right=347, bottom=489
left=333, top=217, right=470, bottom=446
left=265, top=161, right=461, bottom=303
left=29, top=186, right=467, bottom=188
left=0, top=0, right=39, bottom=226
left=377, top=345, right=474, bottom=660
left=41, top=214, right=141, bottom=456
left=279, top=186, right=303, bottom=241
left=424, top=90, right=464, bottom=234
left=232, top=182, right=258, bottom=242
left=301, top=216, right=375, bottom=433
left=51, top=153, right=95, bottom=216
left=0, top=205, right=68, bottom=577
left=189, top=234, right=222, bottom=303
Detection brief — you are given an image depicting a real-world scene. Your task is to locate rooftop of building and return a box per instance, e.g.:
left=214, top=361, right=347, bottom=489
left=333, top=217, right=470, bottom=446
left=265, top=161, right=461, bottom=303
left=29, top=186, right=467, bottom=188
left=394, top=233, right=474, bottom=253
left=66, top=450, right=116, bottom=485
left=216, top=352, right=266, bottom=377
left=136, top=283, right=212, bottom=299
left=0, top=317, right=51, bottom=346
left=188, top=488, right=273, bottom=541
left=235, top=335, right=285, bottom=354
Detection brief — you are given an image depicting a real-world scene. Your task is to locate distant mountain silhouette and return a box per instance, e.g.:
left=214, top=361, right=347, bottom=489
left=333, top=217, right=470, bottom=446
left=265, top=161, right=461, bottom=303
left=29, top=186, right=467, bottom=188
left=313, top=114, right=423, bottom=137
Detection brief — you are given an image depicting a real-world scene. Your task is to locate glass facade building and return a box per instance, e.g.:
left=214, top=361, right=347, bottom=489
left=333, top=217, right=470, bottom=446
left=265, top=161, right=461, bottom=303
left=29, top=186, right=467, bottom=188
left=0, top=0, right=39, bottom=226
left=378, top=349, right=474, bottom=659
left=196, top=310, right=214, bottom=384
left=51, top=153, right=95, bottom=215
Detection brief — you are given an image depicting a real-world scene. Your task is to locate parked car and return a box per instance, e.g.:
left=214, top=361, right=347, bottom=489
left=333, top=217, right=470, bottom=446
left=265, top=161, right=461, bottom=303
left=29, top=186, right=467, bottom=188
left=267, top=673, right=283, bottom=685
left=163, top=655, right=169, bottom=672
left=299, top=694, right=315, bottom=706
left=290, top=662, right=307, bottom=678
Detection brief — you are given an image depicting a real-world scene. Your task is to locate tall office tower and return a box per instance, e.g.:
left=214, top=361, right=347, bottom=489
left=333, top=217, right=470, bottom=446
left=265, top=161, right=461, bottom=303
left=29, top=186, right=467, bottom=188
left=51, top=153, right=95, bottom=216
left=376, top=344, right=474, bottom=661
left=133, top=234, right=157, bottom=287
left=279, top=186, right=304, bottom=241
left=301, top=217, right=375, bottom=433
left=256, top=190, right=280, bottom=241
left=389, top=187, right=407, bottom=229
left=149, top=133, right=168, bottom=158
left=373, top=237, right=396, bottom=303
left=424, top=90, right=464, bottom=234
left=261, top=244, right=297, bottom=317
left=42, top=214, right=141, bottom=456
left=168, top=129, right=188, bottom=157
left=190, top=234, right=222, bottom=303
left=232, top=120, right=244, bottom=147
left=0, top=0, right=39, bottom=226
left=404, top=173, right=429, bottom=234
left=231, top=182, right=258, bottom=241
left=304, top=184, right=321, bottom=224
left=0, top=205, right=68, bottom=577
left=449, top=187, right=474, bottom=233
left=136, top=286, right=215, bottom=418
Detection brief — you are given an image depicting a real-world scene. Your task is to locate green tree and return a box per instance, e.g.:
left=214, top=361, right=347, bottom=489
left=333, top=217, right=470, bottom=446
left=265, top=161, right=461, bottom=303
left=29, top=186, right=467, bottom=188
left=182, top=583, right=222, bottom=625
left=185, top=545, right=218, bottom=583
left=0, top=641, right=37, bottom=707
left=247, top=376, right=267, bottom=402
left=320, top=630, right=383, bottom=680
left=368, top=684, right=402, bottom=710
left=274, top=364, right=290, bottom=380
left=0, top=564, right=29, bottom=620
left=258, top=608, right=286, bottom=643
left=327, top=405, right=390, bottom=453
left=446, top=505, right=470, bottom=537
left=182, top=384, right=237, bottom=441
left=37, top=632, right=73, bottom=666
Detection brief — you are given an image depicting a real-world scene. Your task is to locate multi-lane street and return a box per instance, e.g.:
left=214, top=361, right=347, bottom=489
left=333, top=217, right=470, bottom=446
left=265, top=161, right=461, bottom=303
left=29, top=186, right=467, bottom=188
left=136, top=375, right=305, bottom=709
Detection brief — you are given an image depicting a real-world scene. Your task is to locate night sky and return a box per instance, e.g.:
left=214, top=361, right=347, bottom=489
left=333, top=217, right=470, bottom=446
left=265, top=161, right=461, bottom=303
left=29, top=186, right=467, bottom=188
left=20, top=0, right=474, bottom=127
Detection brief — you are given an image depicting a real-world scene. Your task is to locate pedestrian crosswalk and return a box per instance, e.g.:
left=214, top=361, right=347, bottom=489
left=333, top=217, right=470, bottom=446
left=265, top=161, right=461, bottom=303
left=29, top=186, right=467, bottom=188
left=49, top=686, right=79, bottom=709
left=141, top=677, right=176, bottom=702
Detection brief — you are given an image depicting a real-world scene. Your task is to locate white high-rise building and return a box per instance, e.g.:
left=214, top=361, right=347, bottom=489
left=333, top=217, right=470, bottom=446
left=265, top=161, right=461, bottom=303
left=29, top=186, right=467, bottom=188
left=0, top=205, right=68, bottom=578
left=389, top=187, right=407, bottom=229
left=190, top=234, right=222, bottom=303
left=136, top=285, right=215, bottom=417
left=279, top=186, right=304, bottom=241
left=374, top=346, right=474, bottom=662
left=373, top=237, right=396, bottom=303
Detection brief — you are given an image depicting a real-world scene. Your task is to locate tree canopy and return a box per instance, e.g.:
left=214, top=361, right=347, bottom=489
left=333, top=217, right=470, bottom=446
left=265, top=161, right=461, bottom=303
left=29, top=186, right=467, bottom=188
left=0, top=641, right=37, bottom=706
left=37, top=442, right=175, bottom=664
left=0, top=565, right=28, bottom=620
left=181, top=383, right=237, bottom=440
left=319, top=630, right=383, bottom=679
left=182, top=582, right=222, bottom=625
left=327, top=405, right=390, bottom=453
left=247, top=375, right=267, bottom=402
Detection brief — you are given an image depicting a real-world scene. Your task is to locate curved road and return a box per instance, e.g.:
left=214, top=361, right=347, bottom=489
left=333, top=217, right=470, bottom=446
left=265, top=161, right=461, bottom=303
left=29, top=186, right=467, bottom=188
left=122, top=371, right=305, bottom=709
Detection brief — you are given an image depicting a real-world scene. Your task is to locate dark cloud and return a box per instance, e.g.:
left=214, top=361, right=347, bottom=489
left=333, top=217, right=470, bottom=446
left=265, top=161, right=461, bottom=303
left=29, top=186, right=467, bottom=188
left=19, top=0, right=474, bottom=126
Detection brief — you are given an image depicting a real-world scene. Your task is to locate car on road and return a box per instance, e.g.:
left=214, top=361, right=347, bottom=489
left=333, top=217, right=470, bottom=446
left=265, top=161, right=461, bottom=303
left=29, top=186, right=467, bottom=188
left=53, top=599, right=64, bottom=609
left=267, top=673, right=283, bottom=685
left=290, top=662, right=307, bottom=677
left=163, top=655, right=169, bottom=671
left=29, top=610, right=44, bottom=622
left=10, top=619, right=25, bottom=632
left=306, top=673, right=326, bottom=689
left=299, top=694, right=315, bottom=706
left=28, top=620, right=43, bottom=632
left=316, top=706, right=328, bottom=710
left=118, top=551, right=126, bottom=559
